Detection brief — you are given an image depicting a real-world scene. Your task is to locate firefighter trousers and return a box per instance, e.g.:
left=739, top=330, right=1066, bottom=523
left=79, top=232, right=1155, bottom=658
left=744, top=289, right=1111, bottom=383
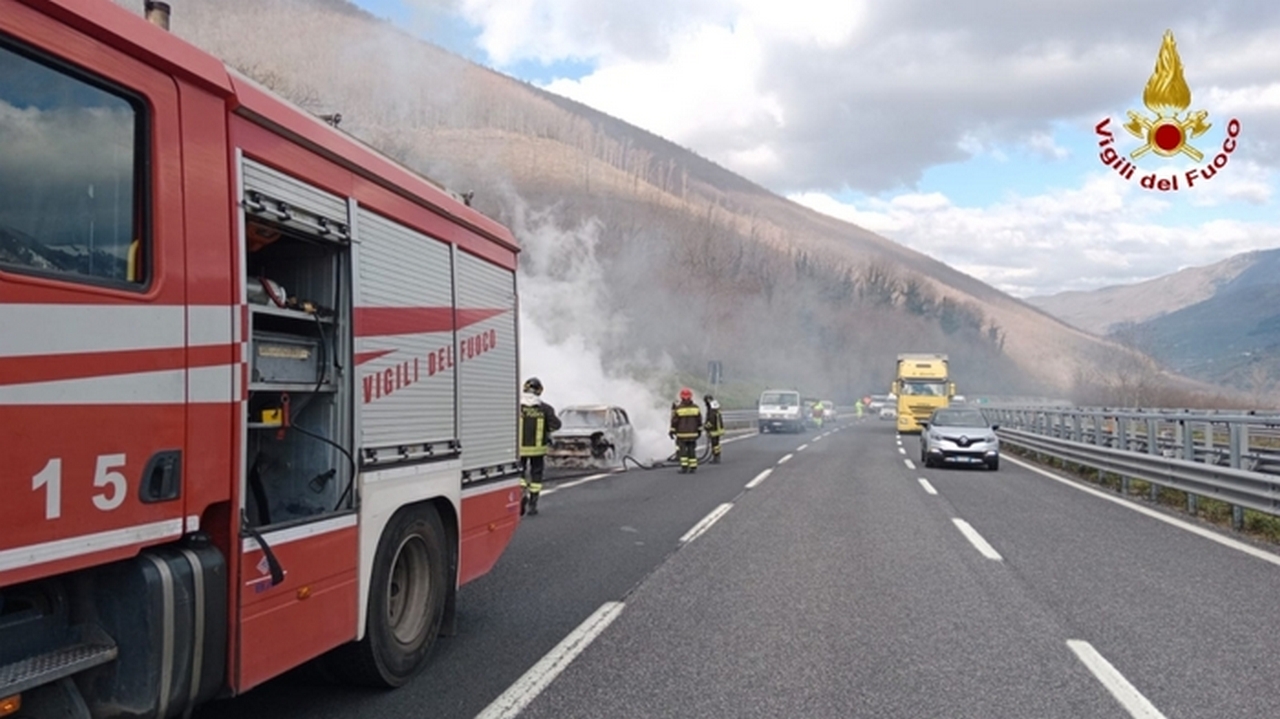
left=677, top=438, right=699, bottom=471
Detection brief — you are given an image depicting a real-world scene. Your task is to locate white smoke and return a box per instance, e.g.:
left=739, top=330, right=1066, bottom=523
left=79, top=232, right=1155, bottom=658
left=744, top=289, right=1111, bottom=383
left=512, top=202, right=677, bottom=463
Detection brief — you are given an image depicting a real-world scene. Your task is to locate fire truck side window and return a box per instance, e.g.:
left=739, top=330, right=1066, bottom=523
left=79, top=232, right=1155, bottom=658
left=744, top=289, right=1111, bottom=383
left=0, top=39, right=146, bottom=286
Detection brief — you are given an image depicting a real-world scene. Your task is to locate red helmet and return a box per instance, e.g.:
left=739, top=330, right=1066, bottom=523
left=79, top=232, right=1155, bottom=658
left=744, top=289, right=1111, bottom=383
left=679, top=387, right=693, bottom=401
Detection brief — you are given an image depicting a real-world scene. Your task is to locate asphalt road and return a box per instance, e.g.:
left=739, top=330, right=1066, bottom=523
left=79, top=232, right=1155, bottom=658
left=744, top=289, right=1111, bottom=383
left=196, top=419, right=1280, bottom=719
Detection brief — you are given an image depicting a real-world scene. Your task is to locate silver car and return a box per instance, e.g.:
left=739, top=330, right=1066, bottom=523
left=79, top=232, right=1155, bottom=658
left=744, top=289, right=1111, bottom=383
left=919, top=408, right=1000, bottom=470
left=548, top=405, right=634, bottom=468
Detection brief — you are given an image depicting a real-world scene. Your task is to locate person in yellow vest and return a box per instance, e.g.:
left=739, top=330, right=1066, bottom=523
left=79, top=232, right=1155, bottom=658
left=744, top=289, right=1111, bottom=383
left=669, top=387, right=703, bottom=474
left=812, top=400, right=825, bottom=429
left=519, top=377, right=560, bottom=515
left=703, top=393, right=725, bottom=464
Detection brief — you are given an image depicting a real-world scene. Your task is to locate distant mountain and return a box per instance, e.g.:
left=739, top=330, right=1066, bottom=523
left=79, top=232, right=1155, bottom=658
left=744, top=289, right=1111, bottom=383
left=1026, top=253, right=1259, bottom=336
left=1033, top=248, right=1280, bottom=397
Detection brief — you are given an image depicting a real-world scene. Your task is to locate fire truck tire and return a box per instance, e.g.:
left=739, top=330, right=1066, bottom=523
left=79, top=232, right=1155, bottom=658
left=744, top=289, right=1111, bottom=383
left=336, top=505, right=448, bottom=687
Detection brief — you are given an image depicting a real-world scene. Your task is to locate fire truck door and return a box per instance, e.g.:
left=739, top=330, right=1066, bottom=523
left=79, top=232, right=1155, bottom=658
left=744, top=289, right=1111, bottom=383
left=0, top=18, right=191, bottom=588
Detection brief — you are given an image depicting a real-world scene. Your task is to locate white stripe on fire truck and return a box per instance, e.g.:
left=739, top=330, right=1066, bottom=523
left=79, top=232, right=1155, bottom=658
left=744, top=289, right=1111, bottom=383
left=188, top=365, right=238, bottom=403
left=241, top=514, right=358, bottom=553
left=188, top=305, right=236, bottom=347
left=0, top=518, right=184, bottom=573
left=0, top=305, right=185, bottom=357
left=0, top=367, right=238, bottom=405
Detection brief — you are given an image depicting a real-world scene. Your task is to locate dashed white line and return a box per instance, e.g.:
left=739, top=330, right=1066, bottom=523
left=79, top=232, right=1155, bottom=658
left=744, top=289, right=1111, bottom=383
left=918, top=478, right=937, bottom=495
left=746, top=468, right=773, bottom=489
left=1067, top=640, right=1167, bottom=719
left=1007, top=454, right=1280, bottom=568
left=681, top=503, right=734, bottom=543
left=813, top=435, right=824, bottom=442
left=897, top=447, right=906, bottom=455
left=476, top=601, right=626, bottom=719
left=952, top=518, right=1002, bottom=560
left=778, top=453, right=794, bottom=465
left=797, top=444, right=809, bottom=452
left=903, top=459, right=916, bottom=470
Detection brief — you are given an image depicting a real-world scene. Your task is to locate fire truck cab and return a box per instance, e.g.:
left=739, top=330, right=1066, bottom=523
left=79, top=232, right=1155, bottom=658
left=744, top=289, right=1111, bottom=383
left=0, top=1, right=523, bottom=716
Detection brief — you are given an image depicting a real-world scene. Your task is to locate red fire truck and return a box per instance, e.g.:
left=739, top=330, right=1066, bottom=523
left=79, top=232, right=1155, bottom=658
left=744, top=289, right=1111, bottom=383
left=0, top=1, right=524, bottom=716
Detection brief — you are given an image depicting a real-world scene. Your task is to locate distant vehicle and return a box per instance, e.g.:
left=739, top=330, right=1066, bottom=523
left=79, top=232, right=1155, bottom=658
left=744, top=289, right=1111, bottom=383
left=879, top=406, right=897, bottom=421
left=919, top=407, right=1000, bottom=471
left=549, top=405, right=634, bottom=467
left=822, top=401, right=838, bottom=421
left=892, top=353, right=955, bottom=434
left=867, top=394, right=891, bottom=412
left=758, top=389, right=804, bottom=433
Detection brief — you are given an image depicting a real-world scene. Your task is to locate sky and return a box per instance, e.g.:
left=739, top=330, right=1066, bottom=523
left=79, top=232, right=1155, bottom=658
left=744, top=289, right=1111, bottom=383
left=350, top=0, right=1280, bottom=298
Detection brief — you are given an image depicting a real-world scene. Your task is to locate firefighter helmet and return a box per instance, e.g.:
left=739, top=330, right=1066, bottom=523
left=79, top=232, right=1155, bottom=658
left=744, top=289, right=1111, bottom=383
left=523, top=377, right=543, bottom=395
left=679, top=387, right=693, bottom=401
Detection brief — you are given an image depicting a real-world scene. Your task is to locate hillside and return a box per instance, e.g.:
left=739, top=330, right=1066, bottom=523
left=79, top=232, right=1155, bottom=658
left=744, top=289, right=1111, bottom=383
left=1027, top=253, right=1259, bottom=335
left=113, top=0, right=1185, bottom=402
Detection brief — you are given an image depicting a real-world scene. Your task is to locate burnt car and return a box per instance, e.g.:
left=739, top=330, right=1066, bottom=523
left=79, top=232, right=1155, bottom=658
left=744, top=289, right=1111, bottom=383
left=547, top=405, right=634, bottom=468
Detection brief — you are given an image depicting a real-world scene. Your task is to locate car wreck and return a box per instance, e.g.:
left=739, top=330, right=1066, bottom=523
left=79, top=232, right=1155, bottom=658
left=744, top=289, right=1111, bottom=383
left=548, top=405, right=634, bottom=468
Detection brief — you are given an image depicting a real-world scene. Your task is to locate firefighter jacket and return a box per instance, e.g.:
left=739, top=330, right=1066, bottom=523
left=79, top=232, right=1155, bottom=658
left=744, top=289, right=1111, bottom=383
left=519, top=391, right=561, bottom=457
left=704, top=400, right=725, bottom=437
left=670, top=400, right=703, bottom=440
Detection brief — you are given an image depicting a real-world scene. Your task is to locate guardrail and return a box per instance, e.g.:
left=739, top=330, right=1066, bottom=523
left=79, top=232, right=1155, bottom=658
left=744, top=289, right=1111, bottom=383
left=985, top=406, right=1280, bottom=529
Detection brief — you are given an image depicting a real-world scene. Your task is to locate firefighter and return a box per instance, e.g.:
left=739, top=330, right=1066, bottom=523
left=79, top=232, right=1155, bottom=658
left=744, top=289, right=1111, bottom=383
left=669, top=387, right=702, bottom=473
left=519, top=377, right=560, bottom=515
left=703, top=393, right=725, bottom=463
left=812, top=400, right=825, bottom=429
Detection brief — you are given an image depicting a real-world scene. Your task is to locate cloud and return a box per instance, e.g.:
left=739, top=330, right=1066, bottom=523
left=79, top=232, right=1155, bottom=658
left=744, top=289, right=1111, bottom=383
left=791, top=174, right=1280, bottom=298
left=443, top=0, right=1280, bottom=195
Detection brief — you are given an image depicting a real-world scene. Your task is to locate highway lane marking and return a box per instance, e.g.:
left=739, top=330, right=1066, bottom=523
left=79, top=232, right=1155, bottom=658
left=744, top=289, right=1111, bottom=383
left=1006, top=455, right=1280, bottom=569
left=797, top=444, right=809, bottom=451
left=746, top=468, right=773, bottom=489
left=541, top=473, right=610, bottom=496
left=898, top=447, right=906, bottom=454
left=1067, top=640, right=1167, bottom=719
left=476, top=601, right=626, bottom=719
left=814, top=435, right=824, bottom=442
left=778, top=454, right=794, bottom=465
left=952, top=518, right=1003, bottom=560
left=681, top=503, right=734, bottom=543
left=918, top=478, right=937, bottom=495
left=904, top=459, right=916, bottom=470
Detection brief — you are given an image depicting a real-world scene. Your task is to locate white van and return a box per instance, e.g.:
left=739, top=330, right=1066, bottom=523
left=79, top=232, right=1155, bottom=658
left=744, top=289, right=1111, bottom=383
left=758, top=389, right=804, bottom=433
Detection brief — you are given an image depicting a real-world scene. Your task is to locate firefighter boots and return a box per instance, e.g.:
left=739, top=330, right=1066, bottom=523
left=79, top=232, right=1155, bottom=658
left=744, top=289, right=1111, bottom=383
left=528, top=492, right=539, bottom=515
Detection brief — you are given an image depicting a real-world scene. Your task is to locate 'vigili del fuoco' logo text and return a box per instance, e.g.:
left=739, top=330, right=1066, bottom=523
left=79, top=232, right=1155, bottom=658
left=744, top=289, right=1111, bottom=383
left=1095, top=30, right=1241, bottom=192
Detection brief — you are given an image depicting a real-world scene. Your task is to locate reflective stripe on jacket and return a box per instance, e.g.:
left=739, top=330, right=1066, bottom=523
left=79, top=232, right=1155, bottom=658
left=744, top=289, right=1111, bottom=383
left=671, top=401, right=702, bottom=439
left=519, top=393, right=560, bottom=457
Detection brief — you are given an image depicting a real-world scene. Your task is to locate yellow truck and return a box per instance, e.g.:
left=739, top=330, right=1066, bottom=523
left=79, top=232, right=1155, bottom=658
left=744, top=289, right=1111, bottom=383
left=892, top=353, right=955, bottom=433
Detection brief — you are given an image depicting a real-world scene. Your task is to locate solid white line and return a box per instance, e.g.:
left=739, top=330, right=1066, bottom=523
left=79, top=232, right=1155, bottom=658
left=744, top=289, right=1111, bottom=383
left=541, top=473, right=610, bottom=496
left=797, top=444, right=809, bottom=451
left=681, top=503, right=734, bottom=543
left=1006, top=455, right=1280, bottom=569
left=919, top=478, right=938, bottom=495
left=746, top=468, right=773, bottom=489
left=475, top=601, right=626, bottom=719
left=778, top=454, right=794, bottom=465
left=898, top=447, right=906, bottom=454
left=952, top=518, right=1003, bottom=560
left=904, top=459, right=916, bottom=470
left=1067, top=640, right=1167, bottom=719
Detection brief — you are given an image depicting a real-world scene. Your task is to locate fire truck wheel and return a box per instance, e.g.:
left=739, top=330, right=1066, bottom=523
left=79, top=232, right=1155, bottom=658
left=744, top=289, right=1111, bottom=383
left=338, top=505, right=448, bottom=687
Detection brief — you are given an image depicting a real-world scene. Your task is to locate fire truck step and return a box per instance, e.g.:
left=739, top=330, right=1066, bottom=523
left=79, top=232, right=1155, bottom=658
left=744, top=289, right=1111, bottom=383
left=0, top=639, right=119, bottom=697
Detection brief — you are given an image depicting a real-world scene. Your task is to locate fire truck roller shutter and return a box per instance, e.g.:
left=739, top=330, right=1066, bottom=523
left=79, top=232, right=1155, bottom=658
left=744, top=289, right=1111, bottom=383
left=242, top=159, right=349, bottom=241
left=454, top=249, right=518, bottom=477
